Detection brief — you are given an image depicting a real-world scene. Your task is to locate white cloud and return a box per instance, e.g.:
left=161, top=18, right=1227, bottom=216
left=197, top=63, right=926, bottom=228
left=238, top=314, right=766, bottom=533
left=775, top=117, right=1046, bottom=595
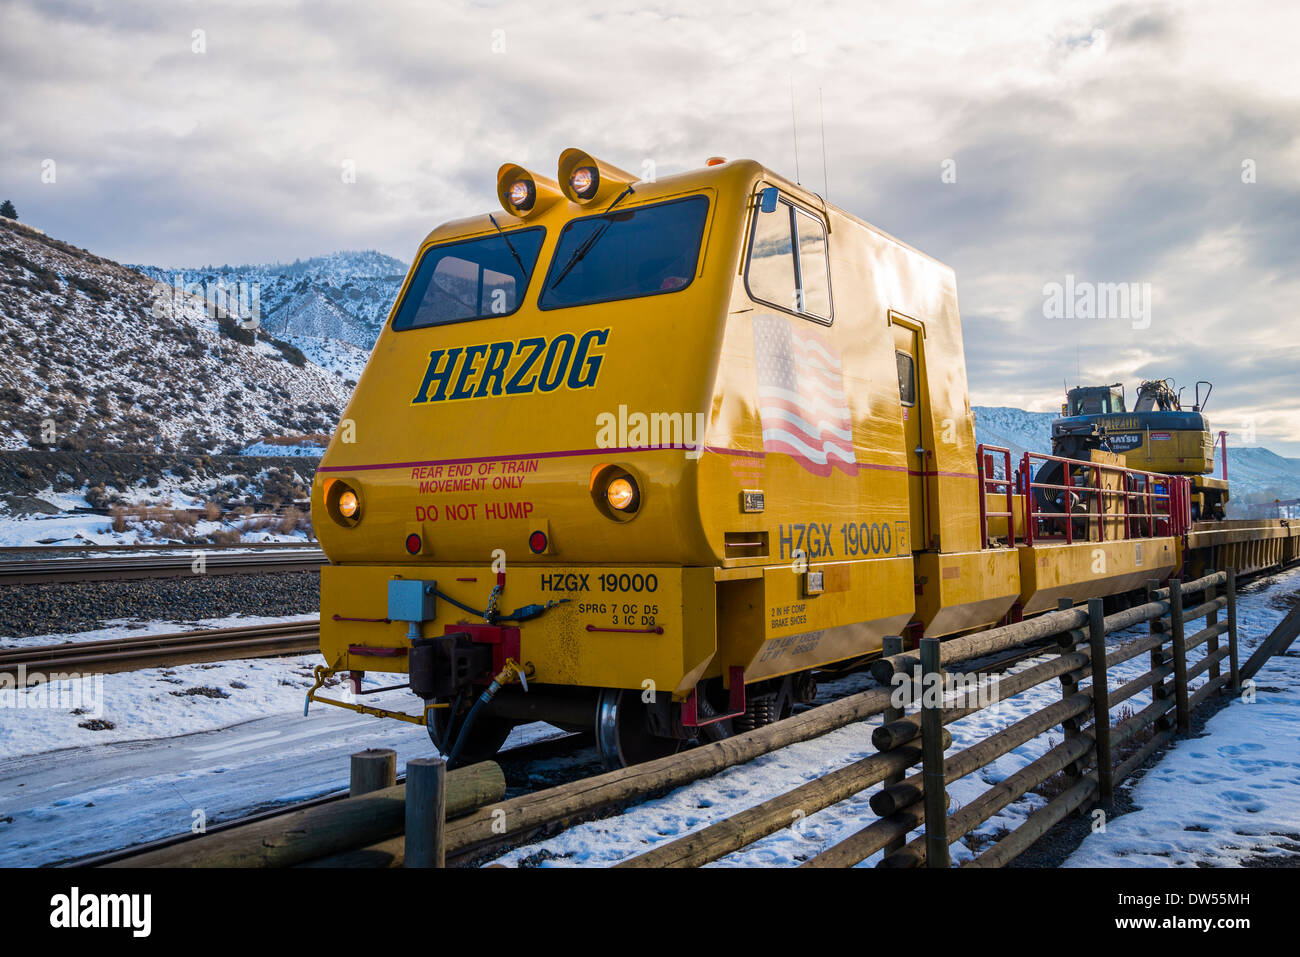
left=2, top=0, right=1298, bottom=450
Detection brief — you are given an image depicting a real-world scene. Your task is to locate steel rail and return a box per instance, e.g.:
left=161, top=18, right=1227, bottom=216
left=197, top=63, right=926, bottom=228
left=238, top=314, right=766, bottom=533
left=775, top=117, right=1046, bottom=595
left=0, top=620, right=322, bottom=676
left=0, top=549, right=326, bottom=585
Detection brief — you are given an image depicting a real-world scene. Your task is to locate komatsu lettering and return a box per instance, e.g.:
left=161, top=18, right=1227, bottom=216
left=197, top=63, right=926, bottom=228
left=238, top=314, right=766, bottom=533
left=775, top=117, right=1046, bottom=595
left=412, top=328, right=609, bottom=404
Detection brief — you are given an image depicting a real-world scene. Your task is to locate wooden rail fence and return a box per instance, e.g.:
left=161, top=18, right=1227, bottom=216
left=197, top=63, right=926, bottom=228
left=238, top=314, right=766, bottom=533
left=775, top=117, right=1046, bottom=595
left=810, top=570, right=1238, bottom=868
left=622, top=569, right=1243, bottom=869
left=138, top=567, right=1300, bottom=869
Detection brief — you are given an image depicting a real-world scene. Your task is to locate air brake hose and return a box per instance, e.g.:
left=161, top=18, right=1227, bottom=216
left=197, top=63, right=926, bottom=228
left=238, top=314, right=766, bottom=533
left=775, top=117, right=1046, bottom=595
left=432, top=587, right=489, bottom=620
left=429, top=585, right=569, bottom=624
left=446, top=659, right=532, bottom=768
left=498, top=599, right=569, bottom=622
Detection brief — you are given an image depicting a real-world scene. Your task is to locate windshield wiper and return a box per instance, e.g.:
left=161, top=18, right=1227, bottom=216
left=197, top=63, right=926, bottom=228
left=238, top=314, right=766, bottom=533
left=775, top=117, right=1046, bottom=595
left=488, top=213, right=527, bottom=277
left=548, top=185, right=636, bottom=289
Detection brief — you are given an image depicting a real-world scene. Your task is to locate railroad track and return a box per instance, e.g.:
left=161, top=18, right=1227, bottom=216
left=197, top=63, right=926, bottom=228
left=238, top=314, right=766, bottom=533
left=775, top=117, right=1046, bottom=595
left=0, top=542, right=321, bottom=554
left=0, top=548, right=326, bottom=586
left=0, top=619, right=322, bottom=677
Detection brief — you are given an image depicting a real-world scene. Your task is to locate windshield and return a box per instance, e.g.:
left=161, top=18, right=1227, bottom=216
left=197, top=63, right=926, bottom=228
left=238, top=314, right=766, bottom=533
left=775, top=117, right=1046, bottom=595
left=538, top=195, right=709, bottom=310
left=1070, top=391, right=1121, bottom=415
left=392, top=227, right=546, bottom=330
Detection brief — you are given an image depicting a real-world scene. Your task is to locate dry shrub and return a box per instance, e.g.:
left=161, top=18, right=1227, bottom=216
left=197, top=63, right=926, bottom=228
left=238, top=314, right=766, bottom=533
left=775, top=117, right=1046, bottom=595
left=277, top=506, right=309, bottom=534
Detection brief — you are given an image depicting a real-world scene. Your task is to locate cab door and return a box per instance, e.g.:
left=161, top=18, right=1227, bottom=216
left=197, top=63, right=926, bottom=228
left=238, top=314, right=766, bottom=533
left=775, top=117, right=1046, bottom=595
left=891, top=319, right=930, bottom=551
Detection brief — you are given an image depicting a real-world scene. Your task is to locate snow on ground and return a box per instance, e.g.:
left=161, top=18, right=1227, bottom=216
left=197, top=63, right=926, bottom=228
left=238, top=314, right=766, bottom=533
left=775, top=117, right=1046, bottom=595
left=0, top=461, right=317, bottom=546
left=0, top=613, right=563, bottom=865
left=279, top=333, right=369, bottom=383
left=1, top=616, right=329, bottom=757
left=1065, top=572, right=1300, bottom=867
left=0, top=509, right=314, bottom=546
left=0, top=511, right=119, bottom=547
left=238, top=441, right=325, bottom=457
left=487, top=568, right=1300, bottom=867
left=2, top=571, right=1295, bottom=868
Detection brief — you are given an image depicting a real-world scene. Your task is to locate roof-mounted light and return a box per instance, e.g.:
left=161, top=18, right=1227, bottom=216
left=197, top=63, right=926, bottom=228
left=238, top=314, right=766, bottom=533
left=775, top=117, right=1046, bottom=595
left=496, top=163, right=563, bottom=219
left=557, top=148, right=635, bottom=207
left=570, top=166, right=598, bottom=199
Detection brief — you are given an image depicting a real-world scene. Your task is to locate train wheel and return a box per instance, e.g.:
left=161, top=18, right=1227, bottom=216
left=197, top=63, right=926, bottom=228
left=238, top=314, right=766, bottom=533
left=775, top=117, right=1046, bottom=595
left=595, top=688, right=682, bottom=770
left=427, top=702, right=514, bottom=766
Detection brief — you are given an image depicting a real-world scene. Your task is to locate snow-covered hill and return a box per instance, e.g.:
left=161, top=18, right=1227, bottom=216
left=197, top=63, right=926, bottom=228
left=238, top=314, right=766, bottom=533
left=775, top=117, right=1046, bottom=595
left=972, top=405, right=1300, bottom=502
left=133, top=250, right=407, bottom=351
left=970, top=406, right=1057, bottom=461
left=0, top=217, right=352, bottom=454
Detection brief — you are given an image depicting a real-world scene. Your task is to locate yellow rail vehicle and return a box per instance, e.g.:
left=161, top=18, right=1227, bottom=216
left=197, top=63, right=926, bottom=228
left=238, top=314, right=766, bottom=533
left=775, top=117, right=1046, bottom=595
left=310, top=150, right=1181, bottom=768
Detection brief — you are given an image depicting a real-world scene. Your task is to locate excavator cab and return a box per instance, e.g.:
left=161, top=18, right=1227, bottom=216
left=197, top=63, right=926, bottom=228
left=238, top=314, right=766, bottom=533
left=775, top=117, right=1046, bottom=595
left=1064, top=384, right=1125, bottom=416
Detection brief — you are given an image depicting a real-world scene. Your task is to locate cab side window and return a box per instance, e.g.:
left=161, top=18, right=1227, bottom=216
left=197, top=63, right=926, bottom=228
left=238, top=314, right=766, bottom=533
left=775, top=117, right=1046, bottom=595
left=745, top=194, right=832, bottom=323
left=896, top=351, right=916, bottom=406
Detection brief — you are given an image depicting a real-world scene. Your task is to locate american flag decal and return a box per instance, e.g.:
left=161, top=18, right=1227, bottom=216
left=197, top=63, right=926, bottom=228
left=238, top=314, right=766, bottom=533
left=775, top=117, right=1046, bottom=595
left=752, top=315, right=858, bottom=477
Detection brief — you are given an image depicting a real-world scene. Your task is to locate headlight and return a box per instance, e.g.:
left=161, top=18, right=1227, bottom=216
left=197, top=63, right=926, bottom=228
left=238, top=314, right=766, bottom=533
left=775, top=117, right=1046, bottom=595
left=556, top=149, right=635, bottom=206
left=496, top=163, right=562, bottom=219
left=570, top=166, right=598, bottom=199
left=507, top=179, right=535, bottom=211
left=591, top=465, right=642, bottom=521
left=327, top=479, right=363, bottom=527
left=606, top=477, right=637, bottom=511
left=338, top=490, right=360, bottom=519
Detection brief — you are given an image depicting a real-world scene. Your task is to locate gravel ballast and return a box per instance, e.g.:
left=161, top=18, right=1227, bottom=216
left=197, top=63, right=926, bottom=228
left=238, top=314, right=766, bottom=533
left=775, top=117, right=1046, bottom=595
left=0, top=571, right=319, bottom=639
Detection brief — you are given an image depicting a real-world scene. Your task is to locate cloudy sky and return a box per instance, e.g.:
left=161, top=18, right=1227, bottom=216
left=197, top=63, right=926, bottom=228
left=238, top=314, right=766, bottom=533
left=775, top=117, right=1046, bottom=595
left=3, top=0, right=1298, bottom=451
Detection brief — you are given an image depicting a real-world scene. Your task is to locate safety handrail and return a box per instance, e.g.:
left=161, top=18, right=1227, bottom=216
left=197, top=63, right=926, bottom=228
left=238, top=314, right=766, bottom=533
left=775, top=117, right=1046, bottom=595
left=976, top=444, right=1016, bottom=549
left=1019, top=451, right=1191, bottom=545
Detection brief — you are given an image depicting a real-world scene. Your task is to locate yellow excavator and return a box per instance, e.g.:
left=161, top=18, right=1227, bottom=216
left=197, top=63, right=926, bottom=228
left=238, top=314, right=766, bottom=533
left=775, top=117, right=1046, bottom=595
left=1042, top=378, right=1228, bottom=520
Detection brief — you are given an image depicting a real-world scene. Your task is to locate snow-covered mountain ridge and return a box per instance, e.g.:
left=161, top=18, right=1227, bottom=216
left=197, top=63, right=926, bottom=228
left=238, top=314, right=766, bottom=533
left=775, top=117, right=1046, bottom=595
left=132, top=250, right=408, bottom=352
left=0, top=217, right=352, bottom=454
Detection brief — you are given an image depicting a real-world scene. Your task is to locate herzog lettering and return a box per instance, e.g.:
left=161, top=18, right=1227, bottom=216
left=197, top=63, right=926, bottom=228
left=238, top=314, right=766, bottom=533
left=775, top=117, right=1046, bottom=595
left=412, top=328, right=609, bottom=404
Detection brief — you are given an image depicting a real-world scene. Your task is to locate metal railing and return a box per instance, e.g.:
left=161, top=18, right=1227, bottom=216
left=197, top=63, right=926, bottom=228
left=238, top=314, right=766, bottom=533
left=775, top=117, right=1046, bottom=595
left=976, top=444, right=1016, bottom=549
left=1018, top=451, right=1191, bottom=545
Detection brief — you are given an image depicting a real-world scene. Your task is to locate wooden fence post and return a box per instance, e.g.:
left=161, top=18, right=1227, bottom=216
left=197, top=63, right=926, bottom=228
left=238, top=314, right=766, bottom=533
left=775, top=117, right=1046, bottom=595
left=350, top=748, right=396, bottom=797
left=1169, top=579, right=1190, bottom=734
left=1054, top=598, right=1084, bottom=790
left=405, top=757, right=447, bottom=868
left=919, top=638, right=950, bottom=868
left=1147, top=579, right=1174, bottom=732
left=1225, top=568, right=1240, bottom=693
left=1205, top=570, right=1220, bottom=684
left=881, top=635, right=907, bottom=855
left=1086, top=599, right=1113, bottom=806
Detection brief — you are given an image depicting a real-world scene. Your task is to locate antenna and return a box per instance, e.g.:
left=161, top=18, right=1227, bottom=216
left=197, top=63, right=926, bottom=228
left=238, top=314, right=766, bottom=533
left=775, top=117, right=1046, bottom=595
left=819, top=87, right=829, bottom=204
left=789, top=75, right=801, bottom=185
